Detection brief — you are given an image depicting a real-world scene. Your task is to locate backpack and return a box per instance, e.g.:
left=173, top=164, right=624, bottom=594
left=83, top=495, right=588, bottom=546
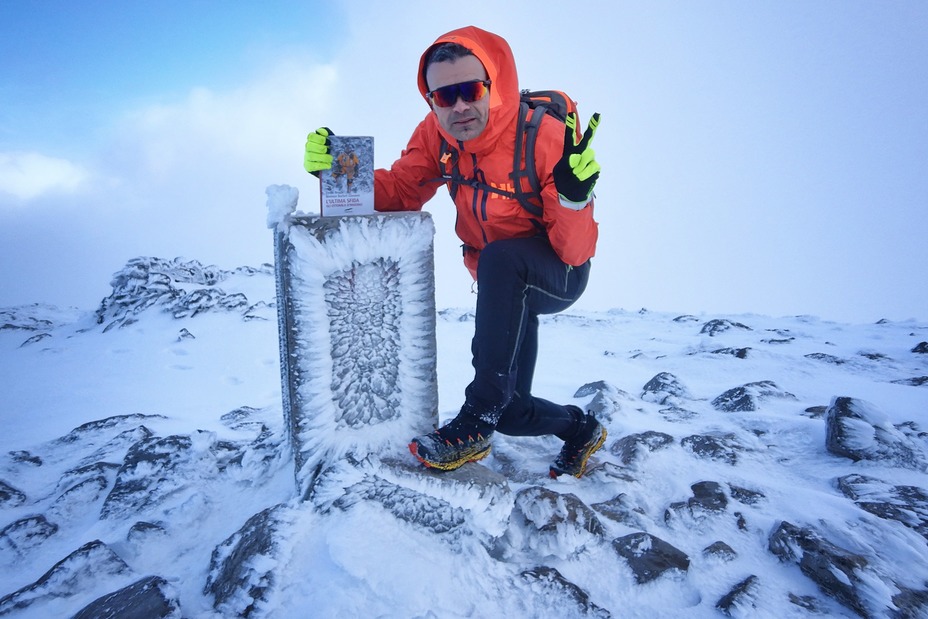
left=430, top=89, right=579, bottom=219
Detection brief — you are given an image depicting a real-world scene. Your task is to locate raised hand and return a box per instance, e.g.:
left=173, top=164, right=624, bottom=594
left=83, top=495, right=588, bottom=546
left=552, top=113, right=601, bottom=208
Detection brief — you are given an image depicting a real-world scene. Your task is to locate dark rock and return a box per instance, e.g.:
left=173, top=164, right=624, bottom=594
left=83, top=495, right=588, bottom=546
left=700, top=319, right=752, bottom=337
left=681, top=432, right=745, bottom=465
left=0, top=540, right=133, bottom=615
left=127, top=521, right=168, bottom=544
left=589, top=462, right=636, bottom=484
left=0, top=514, right=58, bottom=556
left=54, top=414, right=164, bottom=445
left=519, top=566, right=611, bottom=618
left=788, top=593, right=823, bottom=612
left=243, top=300, right=275, bottom=322
left=513, top=486, right=605, bottom=557
left=9, top=450, right=42, bottom=466
left=72, top=575, right=181, bottom=619
left=691, top=481, right=728, bottom=512
left=913, top=342, right=928, bottom=354
left=658, top=406, right=698, bottom=422
left=19, top=332, right=52, bottom=347
left=220, top=406, right=274, bottom=440
left=612, top=532, right=690, bottom=584
left=703, top=541, right=737, bottom=561
left=711, top=380, right=797, bottom=412
left=0, top=306, right=54, bottom=331
left=591, top=494, right=647, bottom=528
left=171, top=289, right=248, bottom=318
left=803, top=405, right=829, bottom=418
left=891, top=376, right=928, bottom=387
left=177, top=328, right=195, bottom=341
left=102, top=435, right=192, bottom=518
left=711, top=347, right=750, bottom=359
left=716, top=574, right=760, bottom=616
left=437, top=308, right=475, bottom=322
left=74, top=427, right=155, bottom=470
left=56, top=461, right=122, bottom=494
left=641, top=372, right=690, bottom=406
left=94, top=257, right=263, bottom=328
left=573, top=381, right=630, bottom=424
left=101, top=433, right=234, bottom=519
left=49, top=470, right=114, bottom=519
left=836, top=474, right=928, bottom=540
left=825, top=397, right=928, bottom=469
left=728, top=484, right=766, bottom=505
left=665, top=481, right=728, bottom=523
left=609, top=431, right=674, bottom=465
left=768, top=521, right=871, bottom=617
left=735, top=512, right=748, bottom=531
left=205, top=504, right=291, bottom=617
left=0, top=479, right=26, bottom=508
left=892, top=587, right=928, bottom=619
left=805, top=352, right=847, bottom=365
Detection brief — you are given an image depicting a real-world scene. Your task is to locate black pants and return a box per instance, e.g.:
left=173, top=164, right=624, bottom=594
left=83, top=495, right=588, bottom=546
left=461, top=236, right=590, bottom=439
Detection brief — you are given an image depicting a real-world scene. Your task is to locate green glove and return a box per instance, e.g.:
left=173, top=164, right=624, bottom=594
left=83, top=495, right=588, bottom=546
left=304, top=127, right=334, bottom=176
left=553, top=112, right=601, bottom=208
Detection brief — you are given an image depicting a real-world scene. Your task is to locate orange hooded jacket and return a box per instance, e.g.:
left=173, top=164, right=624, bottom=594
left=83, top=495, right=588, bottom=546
left=374, top=26, right=598, bottom=280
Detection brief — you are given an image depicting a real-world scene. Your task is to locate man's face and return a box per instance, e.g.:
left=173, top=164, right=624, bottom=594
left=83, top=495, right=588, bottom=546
left=425, top=55, right=490, bottom=142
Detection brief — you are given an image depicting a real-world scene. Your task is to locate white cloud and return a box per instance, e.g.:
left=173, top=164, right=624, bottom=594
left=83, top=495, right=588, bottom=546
left=0, top=151, right=90, bottom=201
left=115, top=60, right=339, bottom=182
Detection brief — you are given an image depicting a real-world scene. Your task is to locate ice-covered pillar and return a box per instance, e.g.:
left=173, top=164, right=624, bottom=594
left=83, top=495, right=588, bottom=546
left=266, top=185, right=438, bottom=497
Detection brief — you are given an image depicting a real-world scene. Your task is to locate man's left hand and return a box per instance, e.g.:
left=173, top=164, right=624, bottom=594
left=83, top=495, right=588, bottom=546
left=553, top=112, right=601, bottom=208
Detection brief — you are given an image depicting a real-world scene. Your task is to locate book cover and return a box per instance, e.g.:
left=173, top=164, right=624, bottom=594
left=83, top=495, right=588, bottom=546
left=319, top=136, right=375, bottom=216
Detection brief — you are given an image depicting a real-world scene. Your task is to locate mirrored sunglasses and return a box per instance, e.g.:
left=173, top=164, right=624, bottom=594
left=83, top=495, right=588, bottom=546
left=427, top=80, right=491, bottom=108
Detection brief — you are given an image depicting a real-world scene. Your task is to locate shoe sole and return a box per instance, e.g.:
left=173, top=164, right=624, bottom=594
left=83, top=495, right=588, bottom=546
left=549, top=425, right=608, bottom=479
left=408, top=441, right=491, bottom=471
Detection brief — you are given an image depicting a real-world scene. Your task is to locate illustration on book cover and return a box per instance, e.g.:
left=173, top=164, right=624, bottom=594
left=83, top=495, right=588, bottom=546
left=320, top=136, right=375, bottom=216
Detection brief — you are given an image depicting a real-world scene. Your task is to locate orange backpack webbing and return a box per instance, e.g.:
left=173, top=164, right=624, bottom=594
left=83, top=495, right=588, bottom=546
left=428, top=89, right=580, bottom=219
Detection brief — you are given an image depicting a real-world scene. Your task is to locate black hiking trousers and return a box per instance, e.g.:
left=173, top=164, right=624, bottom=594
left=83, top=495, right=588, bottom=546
left=460, top=235, right=591, bottom=440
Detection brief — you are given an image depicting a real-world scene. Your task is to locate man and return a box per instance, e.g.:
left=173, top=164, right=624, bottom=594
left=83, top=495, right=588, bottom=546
left=304, top=26, right=606, bottom=478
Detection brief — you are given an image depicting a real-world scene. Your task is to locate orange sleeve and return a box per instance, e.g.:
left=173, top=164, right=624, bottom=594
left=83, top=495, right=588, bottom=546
left=374, top=116, right=443, bottom=212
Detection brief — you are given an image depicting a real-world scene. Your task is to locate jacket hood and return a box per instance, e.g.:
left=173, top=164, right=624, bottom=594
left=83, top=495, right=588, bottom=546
left=417, top=26, right=520, bottom=153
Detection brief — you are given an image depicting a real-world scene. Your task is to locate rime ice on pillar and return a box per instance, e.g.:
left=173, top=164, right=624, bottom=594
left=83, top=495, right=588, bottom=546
left=266, top=185, right=439, bottom=497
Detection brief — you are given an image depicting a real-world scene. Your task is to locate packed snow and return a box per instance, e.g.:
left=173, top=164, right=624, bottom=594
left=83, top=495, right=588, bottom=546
left=1, top=254, right=927, bottom=618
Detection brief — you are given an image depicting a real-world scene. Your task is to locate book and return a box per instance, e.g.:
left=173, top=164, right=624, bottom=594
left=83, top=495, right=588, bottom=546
left=319, top=136, right=375, bottom=216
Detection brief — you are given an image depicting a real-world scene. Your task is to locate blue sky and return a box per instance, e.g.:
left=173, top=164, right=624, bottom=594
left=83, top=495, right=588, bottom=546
left=1, top=1, right=927, bottom=322
left=1, top=2, right=343, bottom=154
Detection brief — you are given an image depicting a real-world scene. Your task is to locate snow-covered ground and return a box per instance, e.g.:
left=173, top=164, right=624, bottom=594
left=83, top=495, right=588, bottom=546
left=1, top=258, right=926, bottom=618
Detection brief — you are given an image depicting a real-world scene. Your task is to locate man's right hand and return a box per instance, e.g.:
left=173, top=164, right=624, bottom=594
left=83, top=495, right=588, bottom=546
left=304, top=127, right=334, bottom=176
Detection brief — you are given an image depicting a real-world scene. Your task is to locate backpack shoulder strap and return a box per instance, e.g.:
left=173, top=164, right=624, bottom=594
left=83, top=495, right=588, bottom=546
left=437, top=136, right=460, bottom=201
left=421, top=90, right=578, bottom=221
left=420, top=137, right=518, bottom=203
left=510, top=98, right=546, bottom=218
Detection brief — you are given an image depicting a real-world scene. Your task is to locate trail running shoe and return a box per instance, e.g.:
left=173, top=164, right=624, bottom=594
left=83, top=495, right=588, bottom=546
left=409, top=416, right=493, bottom=471
left=549, top=414, right=607, bottom=478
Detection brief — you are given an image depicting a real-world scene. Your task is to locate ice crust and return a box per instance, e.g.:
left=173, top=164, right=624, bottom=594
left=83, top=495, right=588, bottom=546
left=273, top=209, right=439, bottom=495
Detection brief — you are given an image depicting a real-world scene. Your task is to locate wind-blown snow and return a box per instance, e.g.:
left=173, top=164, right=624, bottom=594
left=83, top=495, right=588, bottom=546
left=1, top=261, right=927, bottom=617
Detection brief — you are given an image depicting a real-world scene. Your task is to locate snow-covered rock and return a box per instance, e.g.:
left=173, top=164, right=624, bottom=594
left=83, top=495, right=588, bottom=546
left=825, top=396, right=928, bottom=470
left=1, top=258, right=927, bottom=618
left=94, top=256, right=273, bottom=330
